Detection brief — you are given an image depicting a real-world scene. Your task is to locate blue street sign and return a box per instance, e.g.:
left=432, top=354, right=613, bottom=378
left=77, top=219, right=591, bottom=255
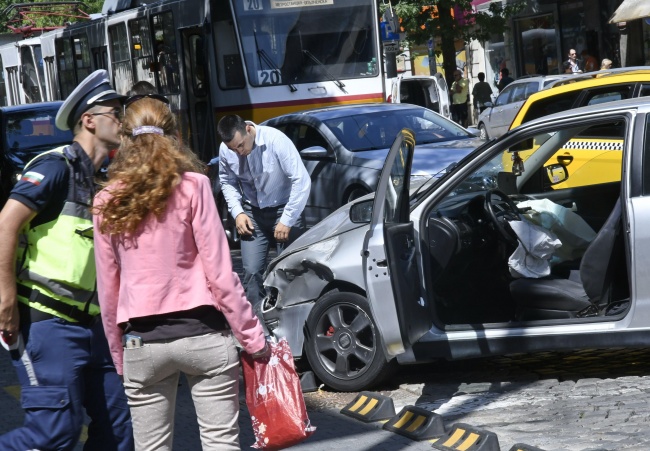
left=380, top=22, right=400, bottom=41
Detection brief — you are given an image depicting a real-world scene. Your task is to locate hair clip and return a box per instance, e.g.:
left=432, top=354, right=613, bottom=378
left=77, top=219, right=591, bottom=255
left=132, top=126, right=164, bottom=136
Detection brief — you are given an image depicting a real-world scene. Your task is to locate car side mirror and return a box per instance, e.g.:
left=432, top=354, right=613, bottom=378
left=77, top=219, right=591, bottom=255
left=350, top=199, right=373, bottom=223
left=545, top=163, right=569, bottom=185
left=484, top=101, right=494, bottom=108
left=300, top=146, right=332, bottom=160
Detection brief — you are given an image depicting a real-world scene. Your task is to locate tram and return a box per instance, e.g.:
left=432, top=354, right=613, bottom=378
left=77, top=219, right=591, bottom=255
left=0, top=0, right=384, bottom=162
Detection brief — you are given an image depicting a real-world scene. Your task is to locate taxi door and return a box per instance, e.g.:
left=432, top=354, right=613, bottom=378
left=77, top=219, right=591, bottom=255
left=362, top=129, right=433, bottom=357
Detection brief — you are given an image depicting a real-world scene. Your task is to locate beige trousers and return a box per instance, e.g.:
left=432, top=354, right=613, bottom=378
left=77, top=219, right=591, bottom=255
left=122, top=331, right=240, bottom=450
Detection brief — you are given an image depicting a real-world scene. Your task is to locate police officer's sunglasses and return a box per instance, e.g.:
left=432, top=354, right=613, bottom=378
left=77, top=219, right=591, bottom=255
left=89, top=108, right=122, bottom=121
left=123, top=94, right=170, bottom=115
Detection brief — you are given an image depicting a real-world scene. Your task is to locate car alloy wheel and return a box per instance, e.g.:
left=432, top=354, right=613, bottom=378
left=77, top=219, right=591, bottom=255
left=479, top=123, right=489, bottom=140
left=304, top=290, right=393, bottom=391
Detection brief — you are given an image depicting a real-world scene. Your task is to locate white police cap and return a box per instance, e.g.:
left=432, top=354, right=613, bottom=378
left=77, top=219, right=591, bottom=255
left=55, top=69, right=126, bottom=131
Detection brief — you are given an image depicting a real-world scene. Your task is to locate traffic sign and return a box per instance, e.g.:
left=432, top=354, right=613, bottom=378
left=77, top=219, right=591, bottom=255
left=384, top=41, right=399, bottom=53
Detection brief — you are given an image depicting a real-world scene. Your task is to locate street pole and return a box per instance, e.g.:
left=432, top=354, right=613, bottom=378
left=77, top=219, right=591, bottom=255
left=428, top=38, right=436, bottom=75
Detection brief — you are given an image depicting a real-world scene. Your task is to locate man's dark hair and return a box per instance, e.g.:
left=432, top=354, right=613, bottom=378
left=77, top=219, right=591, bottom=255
left=217, top=115, right=248, bottom=142
left=127, top=81, right=156, bottom=96
left=500, top=68, right=509, bottom=76
left=478, top=72, right=485, bottom=82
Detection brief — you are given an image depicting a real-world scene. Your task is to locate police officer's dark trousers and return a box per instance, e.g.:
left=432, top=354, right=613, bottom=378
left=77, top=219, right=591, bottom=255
left=0, top=312, right=133, bottom=450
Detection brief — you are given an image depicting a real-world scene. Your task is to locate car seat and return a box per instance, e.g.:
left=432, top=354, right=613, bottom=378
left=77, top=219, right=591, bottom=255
left=510, top=198, right=627, bottom=320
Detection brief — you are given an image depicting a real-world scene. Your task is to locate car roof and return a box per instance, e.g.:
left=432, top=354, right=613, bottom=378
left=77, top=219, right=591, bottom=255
left=515, top=95, right=650, bottom=131
left=264, top=103, right=428, bottom=122
left=518, top=71, right=650, bottom=112
left=0, top=101, right=64, bottom=114
left=510, top=74, right=571, bottom=85
left=548, top=66, right=650, bottom=88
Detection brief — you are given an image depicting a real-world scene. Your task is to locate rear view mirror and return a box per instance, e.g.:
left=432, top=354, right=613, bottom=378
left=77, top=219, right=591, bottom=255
left=510, top=138, right=534, bottom=152
left=300, top=146, right=332, bottom=160
left=545, top=163, right=568, bottom=185
left=350, top=199, right=373, bottom=223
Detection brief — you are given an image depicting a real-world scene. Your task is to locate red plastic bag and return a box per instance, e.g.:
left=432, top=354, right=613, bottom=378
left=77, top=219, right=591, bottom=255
left=242, top=339, right=316, bottom=450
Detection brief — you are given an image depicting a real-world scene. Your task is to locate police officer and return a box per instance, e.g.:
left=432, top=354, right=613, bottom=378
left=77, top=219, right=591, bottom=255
left=0, top=70, right=134, bottom=450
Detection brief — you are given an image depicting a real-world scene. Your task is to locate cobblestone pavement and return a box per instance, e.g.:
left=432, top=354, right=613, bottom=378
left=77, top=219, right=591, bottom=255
left=2, top=248, right=650, bottom=450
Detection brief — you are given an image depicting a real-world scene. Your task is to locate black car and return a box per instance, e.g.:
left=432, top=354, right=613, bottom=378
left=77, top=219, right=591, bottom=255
left=0, top=102, right=72, bottom=207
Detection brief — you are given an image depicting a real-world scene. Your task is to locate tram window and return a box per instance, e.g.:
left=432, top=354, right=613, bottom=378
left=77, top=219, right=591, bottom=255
left=214, top=2, right=245, bottom=90
left=108, top=23, right=134, bottom=94
left=188, top=34, right=206, bottom=96
left=21, top=46, right=42, bottom=103
left=56, top=38, right=76, bottom=98
left=151, top=12, right=180, bottom=94
left=231, top=0, right=378, bottom=87
left=129, top=18, right=155, bottom=88
left=72, top=34, right=92, bottom=82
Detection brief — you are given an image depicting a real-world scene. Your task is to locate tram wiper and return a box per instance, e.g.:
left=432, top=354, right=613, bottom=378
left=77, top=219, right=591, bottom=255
left=302, top=50, right=347, bottom=93
left=253, top=31, right=297, bottom=92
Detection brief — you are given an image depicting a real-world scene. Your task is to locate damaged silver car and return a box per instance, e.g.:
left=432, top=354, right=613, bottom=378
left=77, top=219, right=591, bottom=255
left=260, top=97, right=650, bottom=391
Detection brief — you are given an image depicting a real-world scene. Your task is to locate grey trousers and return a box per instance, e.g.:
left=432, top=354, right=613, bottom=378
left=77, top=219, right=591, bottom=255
left=122, top=331, right=240, bottom=450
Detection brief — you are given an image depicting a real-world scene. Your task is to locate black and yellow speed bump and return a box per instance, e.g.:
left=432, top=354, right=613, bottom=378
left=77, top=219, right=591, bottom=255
left=382, top=405, right=444, bottom=440
left=431, top=423, right=500, bottom=451
left=508, top=444, right=546, bottom=451
left=340, top=391, right=395, bottom=423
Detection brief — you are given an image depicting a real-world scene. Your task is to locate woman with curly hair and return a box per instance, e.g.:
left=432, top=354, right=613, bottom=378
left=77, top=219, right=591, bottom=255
left=93, top=95, right=270, bottom=450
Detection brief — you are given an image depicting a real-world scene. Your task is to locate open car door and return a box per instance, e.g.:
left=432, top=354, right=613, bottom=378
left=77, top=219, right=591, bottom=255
left=362, top=129, right=433, bottom=357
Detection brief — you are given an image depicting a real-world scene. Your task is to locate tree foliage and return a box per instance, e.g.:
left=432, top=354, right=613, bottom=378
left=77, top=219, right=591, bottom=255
left=381, top=0, right=524, bottom=86
left=0, top=0, right=104, bottom=34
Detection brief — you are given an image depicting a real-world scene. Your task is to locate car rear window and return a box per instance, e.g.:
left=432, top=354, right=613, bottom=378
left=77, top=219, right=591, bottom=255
left=584, top=85, right=634, bottom=106
left=4, top=108, right=72, bottom=168
left=520, top=91, right=581, bottom=124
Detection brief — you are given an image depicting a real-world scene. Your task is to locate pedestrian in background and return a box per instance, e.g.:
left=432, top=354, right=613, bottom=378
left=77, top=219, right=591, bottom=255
left=218, top=114, right=310, bottom=308
left=0, top=70, right=133, bottom=450
left=93, top=96, right=270, bottom=450
left=581, top=49, right=598, bottom=72
left=497, top=67, right=514, bottom=92
left=472, top=72, right=494, bottom=114
left=450, top=69, right=469, bottom=127
left=601, top=58, right=613, bottom=70
left=566, top=49, right=583, bottom=73
left=127, top=80, right=157, bottom=96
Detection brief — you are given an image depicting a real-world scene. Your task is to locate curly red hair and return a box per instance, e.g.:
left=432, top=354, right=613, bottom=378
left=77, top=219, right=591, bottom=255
left=93, top=97, right=205, bottom=235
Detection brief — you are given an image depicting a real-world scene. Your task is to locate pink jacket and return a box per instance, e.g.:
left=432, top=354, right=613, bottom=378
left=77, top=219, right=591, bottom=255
left=93, top=172, right=266, bottom=374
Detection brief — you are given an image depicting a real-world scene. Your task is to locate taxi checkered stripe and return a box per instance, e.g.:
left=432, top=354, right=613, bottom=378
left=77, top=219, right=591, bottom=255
left=562, top=140, right=623, bottom=151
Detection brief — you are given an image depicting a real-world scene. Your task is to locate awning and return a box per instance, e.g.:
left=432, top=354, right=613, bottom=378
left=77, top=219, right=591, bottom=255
left=609, top=0, right=650, bottom=23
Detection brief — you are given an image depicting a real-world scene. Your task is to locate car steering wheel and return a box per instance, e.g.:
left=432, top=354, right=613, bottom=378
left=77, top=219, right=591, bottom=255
left=484, top=189, right=522, bottom=247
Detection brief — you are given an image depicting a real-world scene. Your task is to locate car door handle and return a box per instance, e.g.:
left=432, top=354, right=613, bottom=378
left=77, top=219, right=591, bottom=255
left=557, top=154, right=573, bottom=165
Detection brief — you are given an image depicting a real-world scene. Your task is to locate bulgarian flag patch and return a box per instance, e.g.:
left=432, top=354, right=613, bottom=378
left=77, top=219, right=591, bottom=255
left=21, top=171, right=45, bottom=185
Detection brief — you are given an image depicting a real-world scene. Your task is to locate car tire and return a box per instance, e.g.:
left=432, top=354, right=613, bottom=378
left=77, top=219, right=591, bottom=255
left=304, top=290, right=394, bottom=392
left=479, top=123, right=489, bottom=140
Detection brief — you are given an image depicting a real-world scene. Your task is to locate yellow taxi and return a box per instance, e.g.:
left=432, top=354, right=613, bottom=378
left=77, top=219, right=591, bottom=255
left=503, top=69, right=650, bottom=190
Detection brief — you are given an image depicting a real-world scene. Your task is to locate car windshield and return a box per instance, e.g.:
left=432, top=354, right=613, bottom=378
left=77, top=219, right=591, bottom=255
left=323, top=108, right=472, bottom=151
left=4, top=108, right=72, bottom=167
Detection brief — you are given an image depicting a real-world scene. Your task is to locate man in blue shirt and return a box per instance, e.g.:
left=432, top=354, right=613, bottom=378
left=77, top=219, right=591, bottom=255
left=218, top=115, right=310, bottom=307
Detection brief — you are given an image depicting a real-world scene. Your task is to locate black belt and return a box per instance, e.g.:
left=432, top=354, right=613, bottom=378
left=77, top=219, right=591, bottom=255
left=16, top=284, right=97, bottom=326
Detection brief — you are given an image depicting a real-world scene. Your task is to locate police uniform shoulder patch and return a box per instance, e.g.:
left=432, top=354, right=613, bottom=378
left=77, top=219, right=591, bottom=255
left=21, top=171, right=45, bottom=185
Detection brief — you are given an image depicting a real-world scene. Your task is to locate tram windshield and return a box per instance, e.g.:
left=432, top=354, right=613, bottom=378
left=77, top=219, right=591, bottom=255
left=232, top=0, right=378, bottom=88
